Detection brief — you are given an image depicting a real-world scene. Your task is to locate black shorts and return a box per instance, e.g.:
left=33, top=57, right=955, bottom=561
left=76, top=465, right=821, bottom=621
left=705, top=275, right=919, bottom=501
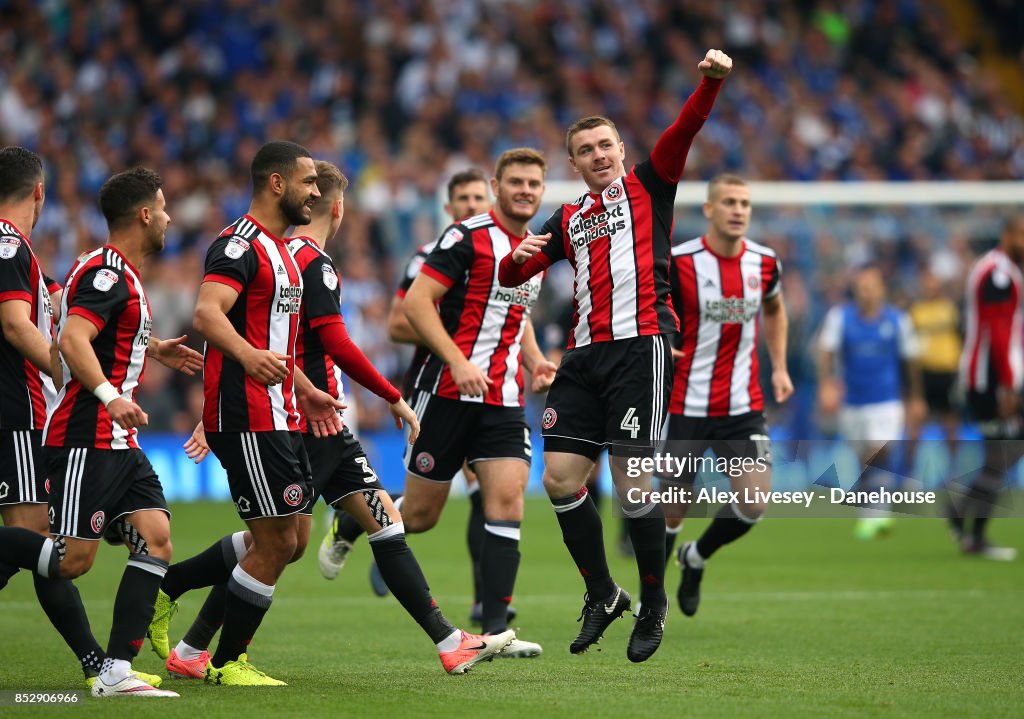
left=541, top=335, right=673, bottom=460
left=0, top=430, right=46, bottom=507
left=404, top=391, right=531, bottom=483
left=303, top=427, right=383, bottom=507
left=966, top=390, right=1023, bottom=440
left=922, top=371, right=957, bottom=413
left=657, top=412, right=771, bottom=485
left=47, top=447, right=169, bottom=541
left=207, top=431, right=315, bottom=520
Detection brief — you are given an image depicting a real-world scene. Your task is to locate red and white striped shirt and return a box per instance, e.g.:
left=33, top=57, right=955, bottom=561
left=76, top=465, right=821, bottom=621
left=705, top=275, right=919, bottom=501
left=288, top=236, right=400, bottom=433
left=413, top=211, right=542, bottom=407
left=44, top=247, right=152, bottom=450
left=0, top=219, right=59, bottom=430
left=498, top=77, right=724, bottom=350
left=668, top=236, right=781, bottom=417
left=202, top=215, right=303, bottom=433
left=960, top=248, right=1024, bottom=394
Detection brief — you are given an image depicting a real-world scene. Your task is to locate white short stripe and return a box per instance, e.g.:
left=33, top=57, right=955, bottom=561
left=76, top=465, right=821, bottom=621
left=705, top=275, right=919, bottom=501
left=245, top=433, right=277, bottom=517
left=71, top=448, right=86, bottom=536
left=23, top=432, right=36, bottom=502
left=14, top=431, right=25, bottom=502
left=240, top=434, right=271, bottom=516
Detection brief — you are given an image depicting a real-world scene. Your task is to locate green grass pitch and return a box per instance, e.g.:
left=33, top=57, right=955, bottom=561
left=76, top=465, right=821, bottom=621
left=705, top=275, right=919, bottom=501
left=1, top=498, right=1020, bottom=718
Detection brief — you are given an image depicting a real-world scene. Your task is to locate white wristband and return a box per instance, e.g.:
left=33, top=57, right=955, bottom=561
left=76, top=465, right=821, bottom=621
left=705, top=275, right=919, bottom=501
left=93, top=381, right=120, bottom=407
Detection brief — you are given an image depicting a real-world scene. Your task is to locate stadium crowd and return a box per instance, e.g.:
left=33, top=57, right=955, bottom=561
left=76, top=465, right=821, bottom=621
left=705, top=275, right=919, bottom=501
left=1, top=0, right=1021, bottom=436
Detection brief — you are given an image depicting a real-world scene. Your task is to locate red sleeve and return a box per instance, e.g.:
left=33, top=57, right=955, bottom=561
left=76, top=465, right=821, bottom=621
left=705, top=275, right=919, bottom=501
left=310, top=315, right=402, bottom=404
left=420, top=264, right=456, bottom=289
left=649, top=77, right=724, bottom=184
left=68, top=305, right=106, bottom=331
left=498, top=252, right=550, bottom=288
left=202, top=273, right=244, bottom=294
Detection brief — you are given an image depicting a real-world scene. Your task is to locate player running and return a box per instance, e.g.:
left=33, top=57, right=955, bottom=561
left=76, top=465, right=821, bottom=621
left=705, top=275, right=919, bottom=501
left=145, top=141, right=345, bottom=687
left=659, top=174, right=792, bottom=617
left=396, top=148, right=556, bottom=657
left=155, top=161, right=514, bottom=677
left=0, top=167, right=202, bottom=698
left=498, top=49, right=732, bottom=662
left=0, top=147, right=166, bottom=690
left=324, top=169, right=517, bottom=623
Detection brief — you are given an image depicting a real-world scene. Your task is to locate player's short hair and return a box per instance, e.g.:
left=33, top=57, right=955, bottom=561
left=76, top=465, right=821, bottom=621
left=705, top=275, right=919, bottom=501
left=99, top=167, right=162, bottom=230
left=447, top=168, right=487, bottom=201
left=494, top=148, right=546, bottom=181
left=314, top=160, right=349, bottom=199
left=707, top=173, right=748, bottom=200
left=0, top=146, right=43, bottom=203
left=565, top=116, right=620, bottom=156
left=251, top=140, right=313, bottom=191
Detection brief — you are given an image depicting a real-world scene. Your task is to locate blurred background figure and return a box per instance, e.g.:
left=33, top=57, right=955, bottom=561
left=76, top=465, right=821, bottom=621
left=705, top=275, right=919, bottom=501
left=951, top=214, right=1024, bottom=561
left=817, top=264, right=926, bottom=539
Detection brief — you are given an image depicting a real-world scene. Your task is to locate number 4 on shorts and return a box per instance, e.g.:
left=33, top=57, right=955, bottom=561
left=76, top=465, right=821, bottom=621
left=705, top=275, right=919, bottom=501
left=620, top=407, right=640, bottom=439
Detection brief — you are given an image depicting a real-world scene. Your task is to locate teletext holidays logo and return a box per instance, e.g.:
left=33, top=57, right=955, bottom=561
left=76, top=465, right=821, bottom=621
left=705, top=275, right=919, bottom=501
left=569, top=204, right=626, bottom=250
left=492, top=277, right=541, bottom=308
left=703, top=296, right=761, bottom=323
left=276, top=285, right=302, bottom=313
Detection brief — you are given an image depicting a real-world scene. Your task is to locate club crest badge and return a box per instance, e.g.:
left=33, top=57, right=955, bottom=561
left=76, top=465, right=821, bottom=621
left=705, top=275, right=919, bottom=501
left=415, top=452, right=435, bottom=473
left=542, top=407, right=557, bottom=429
left=283, top=484, right=303, bottom=507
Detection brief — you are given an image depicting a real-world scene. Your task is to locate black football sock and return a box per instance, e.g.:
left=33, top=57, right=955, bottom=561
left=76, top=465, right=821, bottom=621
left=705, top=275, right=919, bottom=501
left=334, top=509, right=365, bottom=544
left=213, top=566, right=273, bottom=667
left=466, top=487, right=485, bottom=604
left=664, top=523, right=682, bottom=566
left=32, top=574, right=105, bottom=676
left=586, top=474, right=602, bottom=512
left=182, top=583, right=228, bottom=651
left=551, top=489, right=615, bottom=599
left=480, top=521, right=521, bottom=634
left=623, top=503, right=667, bottom=610
left=0, top=527, right=59, bottom=578
left=367, top=523, right=456, bottom=644
left=107, top=554, right=168, bottom=662
left=696, top=503, right=758, bottom=560
left=161, top=532, right=246, bottom=601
